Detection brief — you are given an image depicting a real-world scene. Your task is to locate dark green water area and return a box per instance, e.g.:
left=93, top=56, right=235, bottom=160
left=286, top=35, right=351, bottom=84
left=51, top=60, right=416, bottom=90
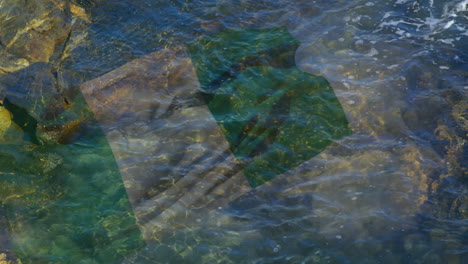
left=0, top=0, right=467, bottom=263
left=187, top=28, right=351, bottom=187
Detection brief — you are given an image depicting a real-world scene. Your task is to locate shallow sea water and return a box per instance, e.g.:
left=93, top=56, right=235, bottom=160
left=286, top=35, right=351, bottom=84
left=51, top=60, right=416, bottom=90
left=0, top=0, right=467, bottom=263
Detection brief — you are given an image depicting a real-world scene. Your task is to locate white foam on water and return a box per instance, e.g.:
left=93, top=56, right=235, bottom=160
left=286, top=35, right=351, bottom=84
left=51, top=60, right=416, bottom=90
left=460, top=0, right=468, bottom=11
left=443, top=20, right=455, bottom=29
left=453, top=0, right=468, bottom=12
left=439, top=38, right=455, bottom=45
left=377, top=0, right=468, bottom=45
left=364, top=48, right=379, bottom=57
left=395, top=0, right=411, bottom=4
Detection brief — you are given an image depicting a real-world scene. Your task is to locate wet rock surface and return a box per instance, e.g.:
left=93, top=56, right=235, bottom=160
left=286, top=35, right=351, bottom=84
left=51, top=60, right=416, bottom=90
left=0, top=63, right=88, bottom=145
left=0, top=0, right=93, bottom=147
left=0, top=0, right=89, bottom=75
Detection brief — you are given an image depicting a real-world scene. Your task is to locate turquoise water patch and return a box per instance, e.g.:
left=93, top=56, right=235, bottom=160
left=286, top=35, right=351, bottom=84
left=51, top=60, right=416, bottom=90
left=0, top=92, right=144, bottom=263
left=188, top=28, right=351, bottom=187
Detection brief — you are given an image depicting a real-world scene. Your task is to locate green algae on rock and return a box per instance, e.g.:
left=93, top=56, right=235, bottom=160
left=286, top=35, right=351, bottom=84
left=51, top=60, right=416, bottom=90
left=187, top=28, right=352, bottom=187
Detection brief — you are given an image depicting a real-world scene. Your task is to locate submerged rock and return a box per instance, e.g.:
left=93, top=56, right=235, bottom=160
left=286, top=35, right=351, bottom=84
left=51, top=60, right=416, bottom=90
left=80, top=28, right=351, bottom=242
left=80, top=48, right=251, bottom=241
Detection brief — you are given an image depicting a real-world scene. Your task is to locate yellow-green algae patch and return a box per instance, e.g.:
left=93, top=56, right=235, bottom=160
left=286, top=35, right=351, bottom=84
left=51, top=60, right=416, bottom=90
left=0, top=106, right=11, bottom=139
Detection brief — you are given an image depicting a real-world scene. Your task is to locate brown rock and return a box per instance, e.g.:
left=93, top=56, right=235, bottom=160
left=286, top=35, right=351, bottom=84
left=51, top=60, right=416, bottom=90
left=0, top=0, right=90, bottom=74
left=2, top=1, right=69, bottom=62
left=69, top=3, right=90, bottom=23
left=8, top=30, right=56, bottom=62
